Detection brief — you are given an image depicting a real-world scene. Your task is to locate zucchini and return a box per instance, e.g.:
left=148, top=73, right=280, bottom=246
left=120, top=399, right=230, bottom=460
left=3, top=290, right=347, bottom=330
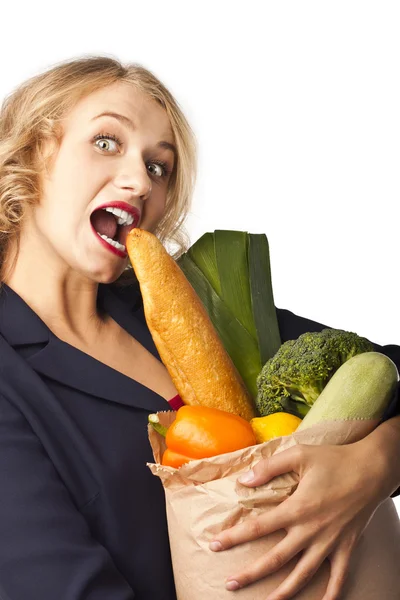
left=297, top=352, right=399, bottom=430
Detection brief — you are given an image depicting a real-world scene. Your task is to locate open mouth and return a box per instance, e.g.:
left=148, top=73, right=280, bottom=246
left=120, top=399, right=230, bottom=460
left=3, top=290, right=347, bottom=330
left=90, top=206, right=138, bottom=255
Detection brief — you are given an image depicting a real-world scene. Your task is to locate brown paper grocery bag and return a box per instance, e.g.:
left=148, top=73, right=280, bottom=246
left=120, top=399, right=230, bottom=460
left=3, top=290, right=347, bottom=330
left=148, top=412, right=400, bottom=599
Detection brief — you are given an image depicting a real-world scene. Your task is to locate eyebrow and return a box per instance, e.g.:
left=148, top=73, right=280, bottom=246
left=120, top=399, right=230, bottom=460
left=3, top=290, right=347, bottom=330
left=91, top=111, right=177, bottom=156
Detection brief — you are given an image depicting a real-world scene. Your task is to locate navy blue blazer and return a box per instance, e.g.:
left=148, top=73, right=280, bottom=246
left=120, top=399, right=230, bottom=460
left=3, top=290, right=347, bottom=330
left=0, top=281, right=398, bottom=600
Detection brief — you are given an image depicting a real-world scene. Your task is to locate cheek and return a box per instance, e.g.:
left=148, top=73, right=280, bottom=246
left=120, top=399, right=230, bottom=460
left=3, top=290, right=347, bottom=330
left=144, top=190, right=168, bottom=229
left=49, top=140, right=109, bottom=192
left=42, top=154, right=106, bottom=218
left=55, top=157, right=104, bottom=199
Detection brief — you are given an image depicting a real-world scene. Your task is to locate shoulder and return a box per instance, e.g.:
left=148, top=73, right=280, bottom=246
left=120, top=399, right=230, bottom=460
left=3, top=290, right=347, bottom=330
left=276, top=306, right=400, bottom=355
left=276, top=306, right=400, bottom=362
left=0, top=389, right=40, bottom=454
left=276, top=307, right=328, bottom=343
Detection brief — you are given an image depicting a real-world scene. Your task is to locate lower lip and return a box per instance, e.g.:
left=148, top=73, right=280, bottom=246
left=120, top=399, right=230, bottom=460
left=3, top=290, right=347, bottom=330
left=91, top=224, right=128, bottom=258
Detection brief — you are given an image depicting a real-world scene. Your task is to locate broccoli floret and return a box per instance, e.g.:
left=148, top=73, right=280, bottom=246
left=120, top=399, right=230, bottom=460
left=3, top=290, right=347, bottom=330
left=256, top=328, right=374, bottom=418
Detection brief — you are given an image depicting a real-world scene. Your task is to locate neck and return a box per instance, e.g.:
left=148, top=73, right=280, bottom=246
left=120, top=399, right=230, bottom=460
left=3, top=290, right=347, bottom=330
left=4, top=236, right=109, bottom=345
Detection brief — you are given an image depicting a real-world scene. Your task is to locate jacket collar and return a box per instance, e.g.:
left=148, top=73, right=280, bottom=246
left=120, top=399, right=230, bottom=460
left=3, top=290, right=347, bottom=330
left=0, top=281, right=171, bottom=413
left=0, top=282, right=50, bottom=345
left=0, top=281, right=143, bottom=346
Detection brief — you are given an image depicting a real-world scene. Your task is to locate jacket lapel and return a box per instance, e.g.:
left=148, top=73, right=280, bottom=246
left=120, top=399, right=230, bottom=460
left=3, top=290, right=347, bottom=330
left=0, top=283, right=171, bottom=413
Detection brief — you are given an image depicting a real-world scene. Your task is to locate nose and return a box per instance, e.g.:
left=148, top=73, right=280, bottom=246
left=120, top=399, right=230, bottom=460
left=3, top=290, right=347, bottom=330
left=113, top=159, right=152, bottom=200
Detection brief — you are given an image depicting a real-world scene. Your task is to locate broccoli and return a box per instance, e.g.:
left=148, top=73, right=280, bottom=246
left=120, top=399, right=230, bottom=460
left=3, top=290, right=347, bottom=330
left=255, top=328, right=374, bottom=418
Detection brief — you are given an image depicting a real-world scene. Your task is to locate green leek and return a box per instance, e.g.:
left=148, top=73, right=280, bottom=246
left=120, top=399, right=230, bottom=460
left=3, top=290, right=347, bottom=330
left=178, top=230, right=281, bottom=401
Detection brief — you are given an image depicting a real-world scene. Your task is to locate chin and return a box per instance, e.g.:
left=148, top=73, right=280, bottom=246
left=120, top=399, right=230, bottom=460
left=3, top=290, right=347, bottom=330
left=96, top=271, right=125, bottom=285
left=85, top=264, right=127, bottom=285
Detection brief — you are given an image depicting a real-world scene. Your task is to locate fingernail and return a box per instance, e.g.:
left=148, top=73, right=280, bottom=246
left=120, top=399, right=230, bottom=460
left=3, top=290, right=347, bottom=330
left=238, top=469, right=254, bottom=484
left=225, top=579, right=240, bottom=591
left=209, top=541, right=222, bottom=551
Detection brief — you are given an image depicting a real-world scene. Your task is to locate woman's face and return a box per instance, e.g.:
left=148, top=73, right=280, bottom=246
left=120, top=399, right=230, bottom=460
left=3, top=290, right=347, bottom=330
left=27, top=81, right=176, bottom=283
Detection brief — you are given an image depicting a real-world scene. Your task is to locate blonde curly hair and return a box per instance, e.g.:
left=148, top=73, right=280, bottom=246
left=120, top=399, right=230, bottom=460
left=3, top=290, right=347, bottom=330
left=0, top=55, right=197, bottom=285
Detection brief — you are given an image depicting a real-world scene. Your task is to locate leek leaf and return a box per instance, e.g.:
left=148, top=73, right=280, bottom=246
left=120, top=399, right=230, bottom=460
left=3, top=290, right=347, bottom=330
left=215, top=230, right=256, bottom=340
left=178, top=253, right=261, bottom=398
left=248, top=234, right=281, bottom=365
left=187, top=232, right=221, bottom=296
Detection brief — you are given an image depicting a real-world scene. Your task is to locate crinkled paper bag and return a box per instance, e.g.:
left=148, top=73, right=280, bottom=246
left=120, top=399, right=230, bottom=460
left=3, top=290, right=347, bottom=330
left=148, top=412, right=400, bottom=599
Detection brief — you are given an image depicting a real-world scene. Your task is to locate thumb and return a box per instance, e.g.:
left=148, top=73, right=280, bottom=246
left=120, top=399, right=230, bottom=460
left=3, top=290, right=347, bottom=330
left=237, top=446, right=302, bottom=487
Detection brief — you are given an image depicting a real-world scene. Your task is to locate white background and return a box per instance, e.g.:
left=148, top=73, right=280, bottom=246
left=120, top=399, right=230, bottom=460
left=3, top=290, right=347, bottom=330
left=1, top=2, right=399, bottom=514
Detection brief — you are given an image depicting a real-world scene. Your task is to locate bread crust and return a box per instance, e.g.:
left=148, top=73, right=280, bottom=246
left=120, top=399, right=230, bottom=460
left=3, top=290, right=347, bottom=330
left=126, top=229, right=256, bottom=421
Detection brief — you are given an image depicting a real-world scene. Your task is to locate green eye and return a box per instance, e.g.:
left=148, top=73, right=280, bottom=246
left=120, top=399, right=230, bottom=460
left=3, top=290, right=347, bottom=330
left=147, top=163, right=163, bottom=177
left=147, top=161, right=171, bottom=178
left=93, top=133, right=122, bottom=153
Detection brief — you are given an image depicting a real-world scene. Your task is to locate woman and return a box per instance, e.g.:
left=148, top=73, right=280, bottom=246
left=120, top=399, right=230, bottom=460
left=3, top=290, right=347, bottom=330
left=0, top=55, right=399, bottom=600
left=0, top=55, right=196, bottom=599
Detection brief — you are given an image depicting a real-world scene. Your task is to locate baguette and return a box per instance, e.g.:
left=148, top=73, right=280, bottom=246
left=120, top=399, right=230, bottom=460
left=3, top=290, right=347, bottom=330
left=126, top=229, right=256, bottom=420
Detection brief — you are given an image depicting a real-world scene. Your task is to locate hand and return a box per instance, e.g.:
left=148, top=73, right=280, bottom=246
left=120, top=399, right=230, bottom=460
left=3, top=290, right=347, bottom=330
left=209, top=440, right=387, bottom=600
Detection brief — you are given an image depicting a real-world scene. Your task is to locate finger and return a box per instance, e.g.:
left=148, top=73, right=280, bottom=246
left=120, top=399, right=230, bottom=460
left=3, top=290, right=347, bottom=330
left=210, top=503, right=291, bottom=551
left=224, top=532, right=305, bottom=591
left=322, top=545, right=353, bottom=600
left=238, top=445, right=308, bottom=488
left=262, top=546, right=326, bottom=600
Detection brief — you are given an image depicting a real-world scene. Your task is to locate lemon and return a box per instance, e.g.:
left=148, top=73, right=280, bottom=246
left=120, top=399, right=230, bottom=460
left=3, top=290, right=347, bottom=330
left=250, top=412, right=302, bottom=443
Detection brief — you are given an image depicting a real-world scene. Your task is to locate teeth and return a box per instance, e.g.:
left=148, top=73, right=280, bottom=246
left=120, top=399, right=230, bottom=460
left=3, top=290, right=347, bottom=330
left=104, top=207, right=134, bottom=226
left=97, top=232, right=126, bottom=253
